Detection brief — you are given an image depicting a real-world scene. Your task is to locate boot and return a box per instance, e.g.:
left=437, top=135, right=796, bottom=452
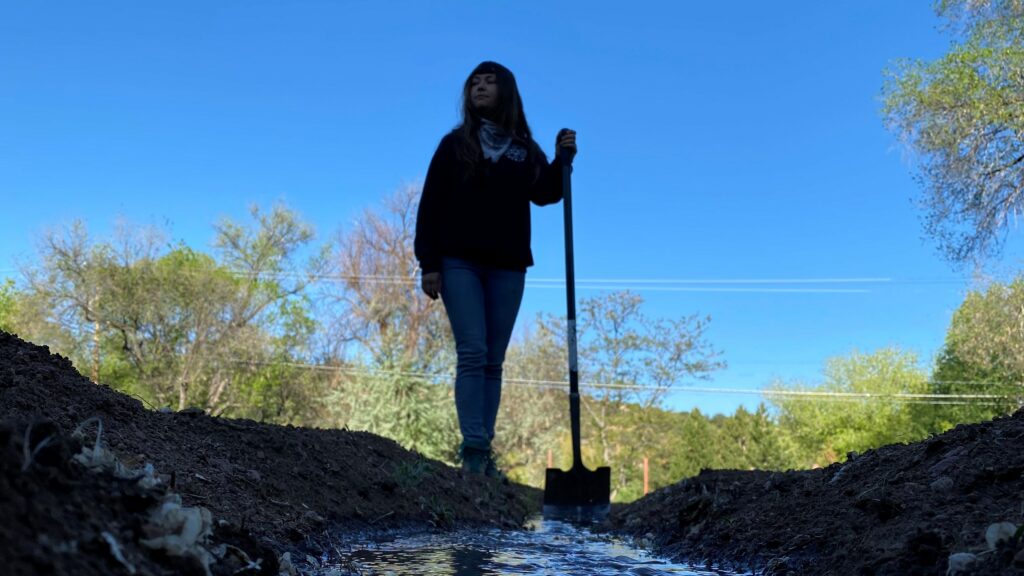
left=483, top=451, right=506, bottom=481
left=460, top=445, right=488, bottom=475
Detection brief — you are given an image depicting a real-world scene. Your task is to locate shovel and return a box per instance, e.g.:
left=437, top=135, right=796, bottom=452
left=542, top=139, right=611, bottom=522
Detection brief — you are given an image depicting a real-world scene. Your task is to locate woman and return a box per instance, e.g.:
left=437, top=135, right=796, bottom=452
left=414, top=61, right=577, bottom=476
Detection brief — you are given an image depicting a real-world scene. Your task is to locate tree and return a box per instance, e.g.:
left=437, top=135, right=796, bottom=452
left=931, top=276, right=1024, bottom=425
left=324, top=185, right=453, bottom=372
left=770, top=348, right=932, bottom=467
left=494, top=319, right=570, bottom=485
left=317, top=197, right=728, bottom=480
left=0, top=279, right=17, bottom=333
left=714, top=404, right=798, bottom=472
left=319, top=185, right=459, bottom=462
left=606, top=403, right=797, bottom=501
left=883, top=0, right=1024, bottom=266
left=229, top=296, right=330, bottom=426
left=16, top=206, right=328, bottom=418
left=531, top=290, right=725, bottom=498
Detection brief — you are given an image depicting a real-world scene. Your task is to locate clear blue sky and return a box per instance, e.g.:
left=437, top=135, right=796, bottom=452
left=1, top=1, right=1005, bottom=415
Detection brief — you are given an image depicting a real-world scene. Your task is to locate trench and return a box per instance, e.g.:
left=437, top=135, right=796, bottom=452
left=319, top=517, right=748, bottom=575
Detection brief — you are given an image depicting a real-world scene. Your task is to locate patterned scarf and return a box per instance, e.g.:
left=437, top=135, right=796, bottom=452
left=478, top=118, right=513, bottom=163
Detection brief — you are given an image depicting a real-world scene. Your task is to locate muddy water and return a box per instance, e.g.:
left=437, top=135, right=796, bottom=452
left=323, top=517, right=747, bottom=575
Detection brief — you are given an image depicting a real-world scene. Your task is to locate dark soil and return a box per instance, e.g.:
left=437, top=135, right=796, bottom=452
left=608, top=411, right=1024, bottom=575
left=0, top=331, right=538, bottom=576
left=4, top=330, right=1024, bottom=576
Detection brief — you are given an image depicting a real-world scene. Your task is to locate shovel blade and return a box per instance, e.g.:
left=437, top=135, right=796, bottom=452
left=542, top=464, right=611, bottom=522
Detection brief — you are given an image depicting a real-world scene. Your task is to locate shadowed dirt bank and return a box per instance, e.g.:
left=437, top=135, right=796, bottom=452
left=0, top=331, right=538, bottom=575
left=3, top=330, right=1023, bottom=575
left=607, top=409, right=1024, bottom=575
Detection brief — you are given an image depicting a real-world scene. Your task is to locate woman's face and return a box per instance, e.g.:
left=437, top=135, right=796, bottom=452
left=469, top=73, right=499, bottom=112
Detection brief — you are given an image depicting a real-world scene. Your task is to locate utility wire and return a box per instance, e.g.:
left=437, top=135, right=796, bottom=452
left=5, top=266, right=1013, bottom=393
left=221, top=270, right=884, bottom=293
left=2, top=267, right=977, bottom=288
left=226, top=356, right=1024, bottom=392
left=225, top=358, right=1017, bottom=406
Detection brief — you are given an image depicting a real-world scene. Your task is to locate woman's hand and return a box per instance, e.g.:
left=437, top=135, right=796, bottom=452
left=556, top=128, right=577, bottom=162
left=421, top=272, right=442, bottom=300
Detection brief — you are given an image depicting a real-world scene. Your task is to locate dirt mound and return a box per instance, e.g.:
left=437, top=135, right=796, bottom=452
left=608, top=409, right=1024, bottom=575
left=7, top=328, right=1024, bottom=575
left=0, top=418, right=279, bottom=575
left=0, top=331, right=539, bottom=576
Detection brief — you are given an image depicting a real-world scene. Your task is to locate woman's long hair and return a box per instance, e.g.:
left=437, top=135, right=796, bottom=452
left=453, top=61, right=544, bottom=178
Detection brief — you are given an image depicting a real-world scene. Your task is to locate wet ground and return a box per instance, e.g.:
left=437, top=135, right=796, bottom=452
left=325, top=517, right=747, bottom=575
left=2, top=330, right=1023, bottom=575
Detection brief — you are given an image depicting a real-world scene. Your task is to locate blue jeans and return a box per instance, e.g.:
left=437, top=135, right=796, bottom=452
left=440, top=257, right=526, bottom=451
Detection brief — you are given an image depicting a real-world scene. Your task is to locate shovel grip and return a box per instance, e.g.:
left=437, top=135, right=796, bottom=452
left=557, top=129, right=574, bottom=166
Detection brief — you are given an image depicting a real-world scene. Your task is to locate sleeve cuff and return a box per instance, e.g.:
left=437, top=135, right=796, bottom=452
left=419, top=259, right=441, bottom=274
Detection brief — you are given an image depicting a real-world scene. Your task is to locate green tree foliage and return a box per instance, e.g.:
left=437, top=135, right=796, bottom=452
left=497, top=320, right=571, bottom=486
left=521, top=290, right=725, bottom=499
left=318, top=190, right=731, bottom=481
left=14, top=192, right=989, bottom=493
left=931, top=276, right=1024, bottom=426
left=883, top=0, right=1024, bottom=265
left=578, top=291, right=723, bottom=499
left=14, top=206, right=329, bottom=420
left=0, top=279, right=17, bottom=333
left=770, top=348, right=932, bottom=466
left=586, top=403, right=797, bottom=502
left=332, top=370, right=459, bottom=463
left=319, top=185, right=460, bottom=462
left=712, top=404, right=799, bottom=472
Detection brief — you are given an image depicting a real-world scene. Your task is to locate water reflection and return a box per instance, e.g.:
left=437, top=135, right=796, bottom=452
left=329, top=517, right=747, bottom=575
left=452, top=547, right=492, bottom=575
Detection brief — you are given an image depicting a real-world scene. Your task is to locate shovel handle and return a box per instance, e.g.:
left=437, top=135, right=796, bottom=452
left=560, top=144, right=583, bottom=468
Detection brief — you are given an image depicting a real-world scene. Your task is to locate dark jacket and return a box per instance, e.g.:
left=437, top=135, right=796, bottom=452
left=414, top=131, right=566, bottom=274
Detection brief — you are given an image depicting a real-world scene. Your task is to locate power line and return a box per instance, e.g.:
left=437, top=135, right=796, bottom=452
left=527, top=285, right=874, bottom=294
left=225, top=358, right=1017, bottom=405
left=527, top=277, right=896, bottom=284
left=247, top=271, right=960, bottom=289
left=0, top=268, right=976, bottom=288
left=6, top=266, right=1016, bottom=395
left=202, top=269, right=979, bottom=294
left=763, top=377, right=1023, bottom=389
left=229, top=356, right=1023, bottom=391
left=0, top=266, right=989, bottom=297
